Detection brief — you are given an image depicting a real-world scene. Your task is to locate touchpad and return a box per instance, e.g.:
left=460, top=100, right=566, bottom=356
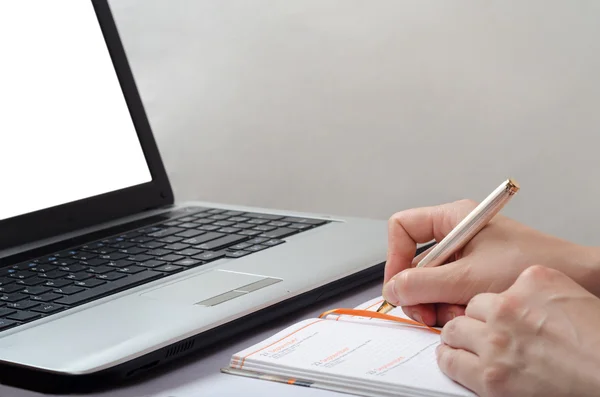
left=140, top=269, right=282, bottom=306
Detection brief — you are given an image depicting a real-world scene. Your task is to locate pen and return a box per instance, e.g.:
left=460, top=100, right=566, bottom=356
left=376, top=178, right=520, bottom=314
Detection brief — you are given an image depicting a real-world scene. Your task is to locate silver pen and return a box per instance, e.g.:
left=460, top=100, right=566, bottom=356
left=376, top=178, right=520, bottom=314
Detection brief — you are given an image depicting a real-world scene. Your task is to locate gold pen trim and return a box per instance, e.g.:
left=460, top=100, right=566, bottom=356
left=375, top=301, right=396, bottom=314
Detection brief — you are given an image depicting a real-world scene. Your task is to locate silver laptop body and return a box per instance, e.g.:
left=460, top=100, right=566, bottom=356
left=0, top=1, right=387, bottom=393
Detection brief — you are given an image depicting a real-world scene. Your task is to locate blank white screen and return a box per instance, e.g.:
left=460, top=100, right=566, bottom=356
left=0, top=0, right=152, bottom=221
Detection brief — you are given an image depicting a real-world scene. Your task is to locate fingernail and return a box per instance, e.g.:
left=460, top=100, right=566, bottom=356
left=412, top=311, right=424, bottom=324
left=382, top=278, right=399, bottom=305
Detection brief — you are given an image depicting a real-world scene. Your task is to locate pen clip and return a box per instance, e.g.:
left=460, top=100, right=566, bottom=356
left=318, top=308, right=441, bottom=334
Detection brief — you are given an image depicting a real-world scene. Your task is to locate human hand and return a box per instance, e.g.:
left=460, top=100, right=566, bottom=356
left=382, top=199, right=600, bottom=326
left=437, top=265, right=600, bottom=397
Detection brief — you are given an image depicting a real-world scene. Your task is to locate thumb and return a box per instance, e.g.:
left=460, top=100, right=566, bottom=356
left=382, top=260, right=471, bottom=307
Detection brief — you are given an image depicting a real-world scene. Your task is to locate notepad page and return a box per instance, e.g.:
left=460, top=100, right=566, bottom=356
left=229, top=318, right=474, bottom=397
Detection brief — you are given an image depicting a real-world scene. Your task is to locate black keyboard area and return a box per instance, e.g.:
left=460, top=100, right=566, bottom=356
left=0, top=206, right=329, bottom=333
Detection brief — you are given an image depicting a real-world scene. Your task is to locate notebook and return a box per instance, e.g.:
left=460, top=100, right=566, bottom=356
left=221, top=297, right=476, bottom=397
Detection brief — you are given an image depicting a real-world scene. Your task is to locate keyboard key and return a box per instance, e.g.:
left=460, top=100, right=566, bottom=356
left=30, top=264, right=57, bottom=273
left=164, top=243, right=190, bottom=251
left=55, top=271, right=164, bottom=306
left=97, top=272, right=127, bottom=281
left=159, top=236, right=184, bottom=244
left=74, top=279, right=106, bottom=288
left=263, top=239, right=285, bottom=247
left=40, top=270, right=69, bottom=279
left=0, top=308, right=16, bottom=317
left=16, top=277, right=47, bottom=286
left=9, top=271, right=36, bottom=280
left=31, top=293, right=62, bottom=302
left=111, top=242, right=136, bottom=249
left=175, top=229, right=205, bottom=238
left=66, top=272, right=93, bottom=281
left=22, top=286, right=51, bottom=296
left=197, top=235, right=248, bottom=251
left=245, top=213, right=284, bottom=221
left=267, top=221, right=290, bottom=227
left=58, top=264, right=87, bottom=273
left=248, top=237, right=269, bottom=244
left=139, top=260, right=166, bottom=269
left=208, top=215, right=230, bottom=221
left=192, top=218, right=214, bottom=225
left=139, top=241, right=166, bottom=249
left=31, top=303, right=65, bottom=314
left=86, top=265, right=114, bottom=275
left=199, top=225, right=220, bottom=231
left=228, top=216, right=249, bottom=223
left=281, top=217, right=327, bottom=225
left=7, top=311, right=41, bottom=322
left=128, top=254, right=155, bottom=263
left=0, top=319, right=18, bottom=331
left=54, top=286, right=86, bottom=295
left=226, top=250, right=250, bottom=258
left=118, top=247, right=147, bottom=255
left=106, top=259, right=135, bottom=268
left=217, top=227, right=241, bottom=234
left=252, top=225, right=276, bottom=232
left=247, top=219, right=269, bottom=225
left=130, top=236, right=153, bottom=243
left=0, top=284, right=24, bottom=294
left=148, top=227, right=184, bottom=238
left=6, top=300, right=39, bottom=310
left=259, top=228, right=298, bottom=239
left=177, top=216, right=197, bottom=222
left=174, top=259, right=202, bottom=267
left=71, top=253, right=96, bottom=261
left=55, top=250, right=78, bottom=257
left=0, top=277, right=13, bottom=286
left=224, top=210, right=244, bottom=216
left=182, top=232, right=224, bottom=245
left=43, top=279, right=71, bottom=288
left=233, top=223, right=254, bottom=230
left=230, top=242, right=253, bottom=250
left=288, top=223, right=312, bottom=230
left=193, top=251, right=226, bottom=262
left=176, top=248, right=202, bottom=256
left=51, top=258, right=77, bottom=266
left=207, top=208, right=226, bottom=214
left=116, top=265, right=146, bottom=274
left=213, top=221, right=235, bottom=227
left=159, top=254, right=185, bottom=262
left=99, top=253, right=128, bottom=261
left=155, top=264, right=184, bottom=273
left=178, top=222, right=199, bottom=229
left=246, top=245, right=268, bottom=252
left=238, top=230, right=261, bottom=237
left=0, top=294, right=27, bottom=303
left=147, top=249, right=173, bottom=257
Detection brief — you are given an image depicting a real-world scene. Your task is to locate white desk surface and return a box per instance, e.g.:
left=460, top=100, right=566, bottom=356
left=0, top=280, right=384, bottom=397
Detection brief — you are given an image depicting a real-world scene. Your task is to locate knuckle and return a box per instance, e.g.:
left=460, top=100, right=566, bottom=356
left=481, top=363, right=511, bottom=395
left=437, top=347, right=457, bottom=376
left=491, top=295, right=521, bottom=320
left=487, top=330, right=511, bottom=350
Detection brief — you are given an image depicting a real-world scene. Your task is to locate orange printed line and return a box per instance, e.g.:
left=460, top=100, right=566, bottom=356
left=238, top=319, right=325, bottom=369
left=318, top=308, right=440, bottom=334
left=287, top=378, right=296, bottom=385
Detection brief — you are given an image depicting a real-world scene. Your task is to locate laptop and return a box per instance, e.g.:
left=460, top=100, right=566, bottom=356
left=0, top=0, right=390, bottom=393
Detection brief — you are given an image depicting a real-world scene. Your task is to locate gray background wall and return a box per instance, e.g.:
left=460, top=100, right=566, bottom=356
left=108, top=0, right=600, bottom=245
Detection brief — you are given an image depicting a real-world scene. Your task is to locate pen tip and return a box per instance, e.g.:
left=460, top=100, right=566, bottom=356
left=376, top=301, right=395, bottom=314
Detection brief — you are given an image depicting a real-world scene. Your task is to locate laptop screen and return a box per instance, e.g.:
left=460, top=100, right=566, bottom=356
left=0, top=1, right=152, bottom=222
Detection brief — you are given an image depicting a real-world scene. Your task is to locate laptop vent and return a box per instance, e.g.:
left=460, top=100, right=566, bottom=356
left=165, top=339, right=196, bottom=359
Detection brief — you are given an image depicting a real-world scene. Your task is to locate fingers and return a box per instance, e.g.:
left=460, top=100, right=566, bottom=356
left=436, top=343, right=480, bottom=393
left=465, top=293, right=499, bottom=322
left=441, top=315, right=487, bottom=355
left=436, top=303, right=466, bottom=326
left=382, top=259, right=472, bottom=307
left=401, top=303, right=438, bottom=326
left=384, top=199, right=477, bottom=283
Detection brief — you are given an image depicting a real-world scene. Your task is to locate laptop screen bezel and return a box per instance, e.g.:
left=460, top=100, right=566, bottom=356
left=0, top=0, right=174, bottom=250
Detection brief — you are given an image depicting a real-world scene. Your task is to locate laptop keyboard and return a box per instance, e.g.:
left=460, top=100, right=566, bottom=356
left=0, top=206, right=329, bottom=333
